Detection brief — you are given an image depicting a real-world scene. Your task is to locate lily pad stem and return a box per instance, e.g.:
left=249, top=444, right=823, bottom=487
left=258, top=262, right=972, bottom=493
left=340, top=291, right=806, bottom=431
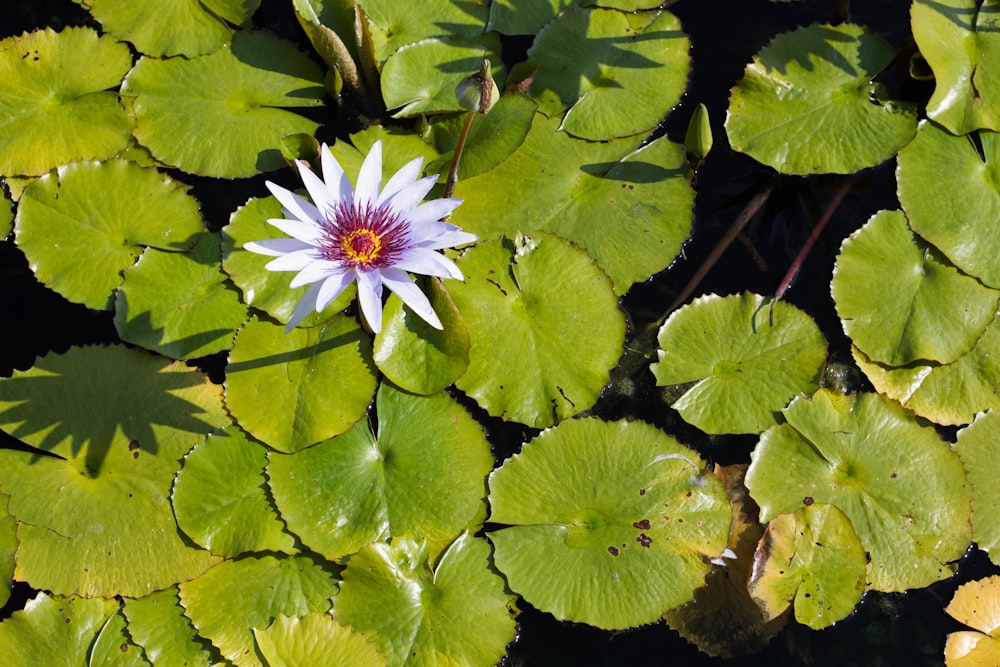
left=443, top=112, right=475, bottom=200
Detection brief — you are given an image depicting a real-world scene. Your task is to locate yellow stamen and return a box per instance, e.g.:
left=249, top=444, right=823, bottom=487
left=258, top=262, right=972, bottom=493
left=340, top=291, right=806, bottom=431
left=342, top=229, right=382, bottom=265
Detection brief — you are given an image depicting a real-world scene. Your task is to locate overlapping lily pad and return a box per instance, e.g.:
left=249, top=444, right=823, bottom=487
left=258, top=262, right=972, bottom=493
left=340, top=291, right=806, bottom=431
left=911, top=0, right=1000, bottom=135
left=15, top=159, right=204, bottom=310
left=447, top=233, right=625, bottom=428
left=115, top=233, right=249, bottom=360
left=0, top=494, right=15, bottom=610
left=0, top=345, right=227, bottom=597
left=527, top=8, right=689, bottom=140
left=0, top=27, right=133, bottom=177
left=86, top=0, right=260, bottom=57
left=651, top=292, right=827, bottom=435
left=90, top=609, right=146, bottom=666
left=268, top=383, right=492, bottom=561
left=122, top=30, right=325, bottom=177
left=897, top=120, right=1000, bottom=288
left=0, top=593, right=119, bottom=666
left=449, top=113, right=693, bottom=294
left=944, top=576, right=1000, bottom=666
left=832, top=210, right=999, bottom=366
left=487, top=0, right=663, bottom=35
left=488, top=418, right=731, bottom=629
left=224, top=315, right=377, bottom=453
left=335, top=534, right=517, bottom=666
left=361, top=0, right=490, bottom=63
left=123, top=587, right=217, bottom=667
left=746, top=389, right=971, bottom=592
left=954, top=411, right=1000, bottom=566
left=726, top=23, right=917, bottom=174
left=254, top=614, right=386, bottom=667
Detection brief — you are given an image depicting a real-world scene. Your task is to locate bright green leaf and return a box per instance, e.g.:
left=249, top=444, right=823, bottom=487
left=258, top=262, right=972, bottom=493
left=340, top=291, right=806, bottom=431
left=89, top=608, right=149, bottom=666
left=14, top=159, right=204, bottom=310
left=0, top=593, right=118, bottom=666
left=0, top=186, right=13, bottom=239
left=361, top=0, right=489, bottom=63
left=488, top=418, right=731, bottom=630
left=954, top=411, right=1000, bottom=566
left=651, top=292, right=827, bottom=435
left=121, top=30, right=324, bottom=177
left=527, top=8, right=689, bottom=141
left=225, top=315, right=377, bottom=453
left=173, top=426, right=298, bottom=558
left=746, top=389, right=971, bottom=592
left=335, top=534, right=517, bottom=666
left=123, top=587, right=218, bottom=667
left=115, top=233, right=249, bottom=360
left=448, top=233, right=625, bottom=428
left=0, top=493, right=15, bottom=610
left=268, top=382, right=492, bottom=561
left=254, top=613, right=386, bottom=667
left=0, top=27, right=133, bottom=177
left=725, top=23, right=917, bottom=175
left=0, top=345, right=227, bottom=597
left=832, top=209, right=999, bottom=366
left=486, top=0, right=663, bottom=35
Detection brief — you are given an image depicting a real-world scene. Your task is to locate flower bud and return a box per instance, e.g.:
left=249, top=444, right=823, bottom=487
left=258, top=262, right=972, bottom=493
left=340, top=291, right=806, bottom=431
left=455, top=59, right=500, bottom=114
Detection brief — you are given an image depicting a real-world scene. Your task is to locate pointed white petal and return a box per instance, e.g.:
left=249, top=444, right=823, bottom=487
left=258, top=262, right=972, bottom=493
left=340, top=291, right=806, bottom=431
left=354, top=140, right=383, bottom=209
left=407, top=198, right=463, bottom=225
left=316, top=269, right=356, bottom=311
left=394, top=248, right=463, bottom=280
left=379, top=156, right=424, bottom=205
left=355, top=270, right=384, bottom=333
left=243, top=237, right=312, bottom=256
left=264, top=250, right=317, bottom=272
left=381, top=268, right=442, bottom=330
left=266, top=181, right=320, bottom=225
left=319, top=143, right=354, bottom=205
left=383, top=175, right=437, bottom=216
left=289, top=260, right=339, bottom=288
left=296, top=160, right=338, bottom=218
left=410, top=228, right=479, bottom=249
left=266, top=217, right=324, bottom=244
left=284, top=282, right=323, bottom=332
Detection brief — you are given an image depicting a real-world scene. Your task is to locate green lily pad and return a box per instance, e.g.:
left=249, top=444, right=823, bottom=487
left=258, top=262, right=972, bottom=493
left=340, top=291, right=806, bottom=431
left=944, top=576, right=1000, bottom=666
left=0, top=593, right=119, bottom=666
left=335, top=534, right=517, bottom=666
left=268, top=382, right=492, bottom=561
left=449, top=113, right=693, bottom=294
left=912, top=0, right=1000, bottom=134
left=0, top=493, right=15, bottom=610
left=954, top=411, right=1000, bottom=566
left=527, top=8, right=689, bottom=141
left=372, top=280, right=470, bottom=395
left=14, top=159, right=204, bottom=310
left=488, top=417, right=732, bottom=629
left=0, top=27, right=133, bottom=177
left=447, top=233, right=625, bottom=428
left=225, top=315, right=377, bottom=453
left=87, top=0, right=260, bottom=57
left=179, top=554, right=340, bottom=667
left=486, top=0, right=663, bottom=35
left=115, top=233, right=248, bottom=360
left=745, top=389, right=971, bottom=592
left=361, top=0, right=489, bottom=63
left=0, top=345, right=227, bottom=597
left=381, top=35, right=502, bottom=117
left=123, top=587, right=218, bottom=667
left=254, top=613, right=386, bottom=667
left=173, top=426, right=298, bottom=558
left=725, top=23, right=917, bottom=175
left=0, top=188, right=11, bottom=238
left=222, top=195, right=353, bottom=329
left=898, top=120, right=1000, bottom=288
left=121, top=30, right=324, bottom=178
left=90, top=608, right=148, bottom=666
left=832, top=209, right=1000, bottom=366
left=651, top=292, right=827, bottom=435
left=747, top=503, right=866, bottom=630
left=328, top=126, right=444, bottom=185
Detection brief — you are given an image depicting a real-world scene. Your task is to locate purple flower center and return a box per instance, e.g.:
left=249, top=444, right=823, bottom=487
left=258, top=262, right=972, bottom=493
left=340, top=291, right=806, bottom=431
left=319, top=201, right=408, bottom=271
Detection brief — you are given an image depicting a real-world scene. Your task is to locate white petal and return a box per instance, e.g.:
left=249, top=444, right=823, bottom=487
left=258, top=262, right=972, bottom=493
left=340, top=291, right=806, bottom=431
left=394, top=248, right=463, bottom=280
left=383, top=174, right=436, bottom=215
left=379, top=155, right=424, bottom=205
left=410, top=227, right=478, bottom=250
left=354, top=140, right=383, bottom=209
left=289, top=260, right=339, bottom=288
left=243, top=237, right=311, bottom=256
left=267, top=217, right=323, bottom=244
left=285, top=282, right=323, bottom=332
left=266, top=181, right=320, bottom=226
left=381, top=268, right=442, bottom=330
left=407, top=198, right=463, bottom=225
left=297, top=160, right=338, bottom=218
left=265, top=250, right=317, bottom=272
left=316, top=269, right=356, bottom=311
left=355, top=270, right=384, bottom=333
left=320, top=143, right=354, bottom=205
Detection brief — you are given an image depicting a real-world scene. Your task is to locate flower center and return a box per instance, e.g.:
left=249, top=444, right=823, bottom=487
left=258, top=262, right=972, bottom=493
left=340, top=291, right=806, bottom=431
left=319, top=202, right=408, bottom=271
left=342, top=229, right=382, bottom=264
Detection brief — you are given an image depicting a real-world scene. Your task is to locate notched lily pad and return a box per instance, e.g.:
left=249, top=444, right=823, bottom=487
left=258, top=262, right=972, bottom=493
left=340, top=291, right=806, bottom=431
left=254, top=613, right=386, bottom=667
left=0, top=593, right=119, bottom=666
left=944, top=575, right=1000, bottom=666
left=954, top=411, right=1000, bottom=566
left=123, top=587, right=217, bottom=667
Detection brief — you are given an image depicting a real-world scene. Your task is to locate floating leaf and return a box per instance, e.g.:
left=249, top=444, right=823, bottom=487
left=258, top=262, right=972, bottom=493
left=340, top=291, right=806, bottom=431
left=90, top=608, right=148, bottom=666
left=335, top=534, right=517, bottom=666
left=14, top=159, right=204, bottom=310
left=447, top=233, right=625, bottom=428
left=832, top=210, right=999, bottom=366
left=115, top=233, right=249, bottom=360
left=268, top=383, right=492, bottom=561
left=0, top=27, right=133, bottom=177
left=488, top=418, right=731, bottom=630
left=1, top=186, right=13, bottom=239
left=954, top=411, right=1000, bottom=566
left=179, top=555, right=340, bottom=667
left=944, top=576, right=1000, bottom=667
left=747, top=503, right=866, bottom=630
left=725, top=23, right=917, bottom=175
left=0, top=493, right=15, bottom=610
left=254, top=613, right=386, bottom=667
left=527, top=8, right=689, bottom=140
left=449, top=113, right=693, bottom=294
left=361, top=0, right=490, bottom=63
left=0, top=593, right=119, bottom=666
left=173, top=426, right=297, bottom=558
left=746, top=389, right=971, bottom=592
left=897, top=120, right=1000, bottom=288
left=225, top=315, right=377, bottom=453
left=86, top=0, right=260, bottom=57
left=123, top=587, right=218, bottom=667
left=0, top=345, right=227, bottom=597
left=651, top=292, right=827, bottom=435
left=121, top=30, right=324, bottom=177
left=487, top=0, right=663, bottom=35
left=911, top=0, right=1000, bottom=134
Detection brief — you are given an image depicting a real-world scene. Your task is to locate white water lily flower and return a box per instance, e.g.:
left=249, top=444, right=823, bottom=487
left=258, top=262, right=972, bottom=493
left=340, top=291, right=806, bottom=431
left=244, top=141, right=476, bottom=333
